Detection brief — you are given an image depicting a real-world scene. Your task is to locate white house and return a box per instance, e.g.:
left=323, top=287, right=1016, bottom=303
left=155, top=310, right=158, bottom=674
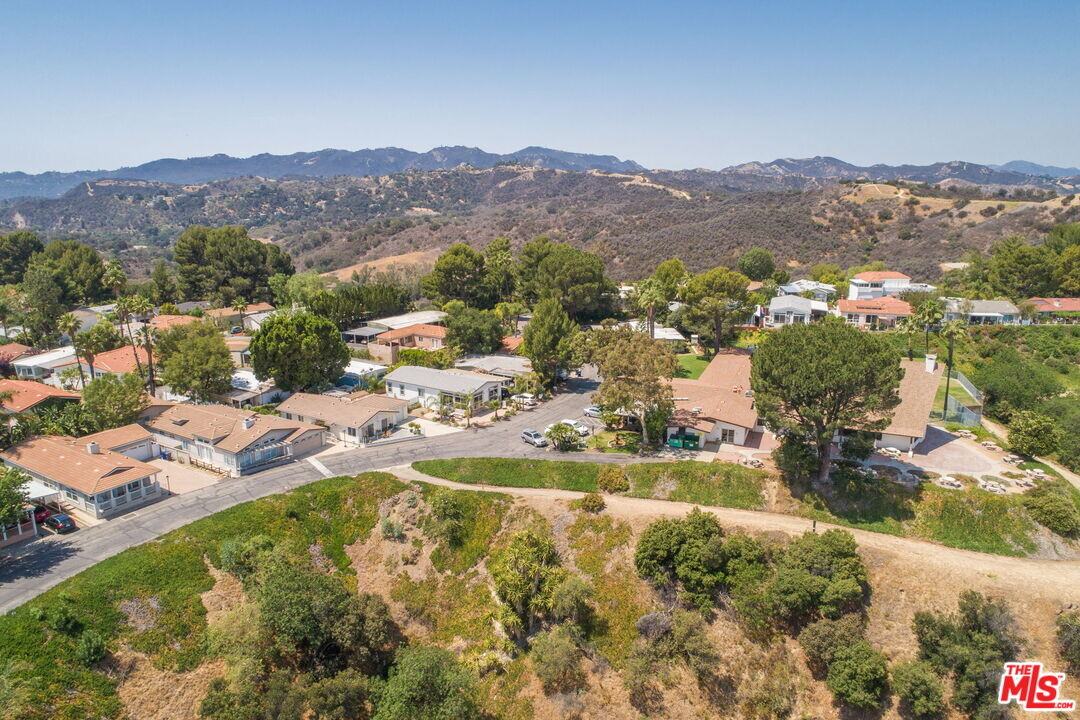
left=213, top=370, right=288, bottom=408
left=835, top=297, right=914, bottom=328
left=278, top=392, right=410, bottom=446
left=847, top=271, right=936, bottom=300
left=13, top=346, right=77, bottom=383
left=1, top=425, right=163, bottom=519
left=665, top=350, right=766, bottom=449
left=942, top=298, right=1019, bottom=325
left=141, top=403, right=325, bottom=476
left=616, top=320, right=688, bottom=345
left=383, top=366, right=507, bottom=410
left=455, top=354, right=533, bottom=379
left=338, top=359, right=389, bottom=389
left=777, top=280, right=836, bottom=302
left=766, top=295, right=829, bottom=327
left=850, top=355, right=944, bottom=453
left=341, top=310, right=448, bottom=345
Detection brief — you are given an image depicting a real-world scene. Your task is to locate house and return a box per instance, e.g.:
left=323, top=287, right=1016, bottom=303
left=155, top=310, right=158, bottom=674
left=455, top=354, right=533, bottom=378
left=149, top=314, right=199, bottom=332
left=338, top=359, right=388, bottom=389
left=0, top=342, right=35, bottom=363
left=243, top=310, right=274, bottom=331
left=12, top=346, right=77, bottom=382
left=836, top=297, right=913, bottom=328
left=777, top=280, right=836, bottom=302
left=224, top=335, right=252, bottom=367
left=500, top=336, right=525, bottom=354
left=851, top=355, right=944, bottom=453
left=368, top=323, right=448, bottom=363
left=0, top=379, right=80, bottom=414
left=664, top=349, right=765, bottom=449
left=66, top=308, right=102, bottom=339
left=616, top=320, right=688, bottom=345
left=59, top=344, right=149, bottom=381
left=383, top=366, right=507, bottom=410
left=846, top=271, right=936, bottom=300
left=141, top=403, right=325, bottom=476
left=213, top=369, right=287, bottom=408
left=341, top=310, right=448, bottom=345
left=1, top=426, right=162, bottom=519
left=204, top=302, right=275, bottom=326
left=174, top=301, right=212, bottom=313
left=942, top=298, right=1019, bottom=325
left=1027, top=297, right=1080, bottom=323
left=766, top=295, right=829, bottom=327
left=278, top=392, right=409, bottom=446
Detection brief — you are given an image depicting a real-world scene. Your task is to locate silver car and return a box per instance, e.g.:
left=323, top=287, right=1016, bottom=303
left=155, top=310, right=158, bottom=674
left=521, top=429, right=548, bottom=447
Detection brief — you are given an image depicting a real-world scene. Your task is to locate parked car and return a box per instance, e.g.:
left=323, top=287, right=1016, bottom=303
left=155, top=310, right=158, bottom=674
left=43, top=514, right=77, bottom=534
left=546, top=419, right=590, bottom=437
left=31, top=505, right=53, bottom=523
left=583, top=405, right=602, bottom=418
left=511, top=393, right=537, bottom=406
left=229, top=325, right=244, bottom=335
left=521, top=429, right=548, bottom=447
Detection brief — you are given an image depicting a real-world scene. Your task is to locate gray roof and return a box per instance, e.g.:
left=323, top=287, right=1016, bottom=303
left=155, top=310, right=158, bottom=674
left=384, top=366, right=505, bottom=394
left=945, top=298, right=1019, bottom=315
left=342, top=326, right=384, bottom=338
left=769, top=295, right=828, bottom=313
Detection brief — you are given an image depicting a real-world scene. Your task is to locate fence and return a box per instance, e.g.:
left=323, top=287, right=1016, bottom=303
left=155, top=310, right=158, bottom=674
left=932, top=394, right=983, bottom=426
left=950, top=369, right=984, bottom=405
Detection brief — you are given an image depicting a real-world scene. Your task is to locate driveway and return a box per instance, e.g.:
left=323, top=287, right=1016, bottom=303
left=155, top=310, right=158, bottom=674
left=872, top=426, right=1000, bottom=476
left=0, top=373, right=623, bottom=612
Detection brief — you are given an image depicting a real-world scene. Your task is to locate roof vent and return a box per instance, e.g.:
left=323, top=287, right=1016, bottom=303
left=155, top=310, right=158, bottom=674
left=242, top=416, right=256, bottom=430
left=691, top=407, right=703, bottom=414
left=86, top=441, right=100, bottom=455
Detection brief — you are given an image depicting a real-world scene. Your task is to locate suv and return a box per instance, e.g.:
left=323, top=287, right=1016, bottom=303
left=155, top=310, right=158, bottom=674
left=521, top=429, right=548, bottom=447
left=43, top=514, right=77, bottom=534
left=511, top=393, right=537, bottom=407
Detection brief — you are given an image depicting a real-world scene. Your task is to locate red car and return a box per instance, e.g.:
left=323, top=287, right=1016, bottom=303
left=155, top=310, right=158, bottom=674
left=32, top=505, right=52, bottom=524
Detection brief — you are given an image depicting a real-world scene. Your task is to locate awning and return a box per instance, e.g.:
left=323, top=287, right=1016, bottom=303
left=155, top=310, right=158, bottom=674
left=343, top=326, right=383, bottom=338
left=23, top=479, right=60, bottom=501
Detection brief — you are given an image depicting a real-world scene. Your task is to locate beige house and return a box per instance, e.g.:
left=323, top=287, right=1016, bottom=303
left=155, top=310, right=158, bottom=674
left=853, top=356, right=944, bottom=453
left=665, top=349, right=766, bottom=449
left=278, top=392, right=410, bottom=446
left=141, top=403, right=325, bottom=476
left=1, top=425, right=162, bottom=519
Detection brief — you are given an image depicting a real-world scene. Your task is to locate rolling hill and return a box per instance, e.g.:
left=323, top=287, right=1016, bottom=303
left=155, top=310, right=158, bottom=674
left=3, top=166, right=1076, bottom=281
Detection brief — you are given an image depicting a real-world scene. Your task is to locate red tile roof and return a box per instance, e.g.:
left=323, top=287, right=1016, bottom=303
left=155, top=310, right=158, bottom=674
left=377, top=323, right=447, bottom=341
left=204, top=302, right=275, bottom=318
left=500, top=336, right=524, bottom=353
left=86, top=345, right=151, bottom=374
left=1028, top=297, right=1080, bottom=313
left=0, top=379, right=81, bottom=413
left=149, top=314, right=198, bottom=330
left=0, top=343, right=34, bottom=361
left=837, top=297, right=913, bottom=316
left=1, top=434, right=158, bottom=494
left=667, top=350, right=759, bottom=430
left=852, top=271, right=911, bottom=282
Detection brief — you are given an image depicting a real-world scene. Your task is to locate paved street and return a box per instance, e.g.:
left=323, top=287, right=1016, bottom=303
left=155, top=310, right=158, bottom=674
left=0, top=372, right=637, bottom=612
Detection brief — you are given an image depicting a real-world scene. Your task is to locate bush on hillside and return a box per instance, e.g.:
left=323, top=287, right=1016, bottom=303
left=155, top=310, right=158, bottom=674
left=826, top=640, right=889, bottom=709
left=797, top=614, right=865, bottom=671
left=530, top=624, right=585, bottom=693
left=1008, top=411, right=1062, bottom=457
left=597, top=465, right=630, bottom=493
left=892, top=660, right=946, bottom=718
left=76, top=630, right=107, bottom=666
left=1057, top=611, right=1080, bottom=673
left=1022, top=487, right=1080, bottom=537
left=577, top=492, right=605, bottom=513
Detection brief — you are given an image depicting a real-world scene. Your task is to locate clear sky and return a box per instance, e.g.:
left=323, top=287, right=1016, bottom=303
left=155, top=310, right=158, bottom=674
left=3, top=0, right=1078, bottom=173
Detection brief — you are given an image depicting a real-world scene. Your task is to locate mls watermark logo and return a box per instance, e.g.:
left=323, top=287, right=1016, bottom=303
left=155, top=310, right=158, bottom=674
left=998, top=662, right=1076, bottom=711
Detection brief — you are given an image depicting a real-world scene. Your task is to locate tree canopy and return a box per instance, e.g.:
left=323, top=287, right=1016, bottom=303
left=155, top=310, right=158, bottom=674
left=736, top=248, right=776, bottom=282
left=251, top=312, right=349, bottom=391
left=751, top=321, right=902, bottom=481
left=521, top=297, right=579, bottom=386
left=174, top=225, right=293, bottom=304
left=158, top=324, right=235, bottom=402
left=680, top=266, right=753, bottom=356
left=82, top=373, right=149, bottom=432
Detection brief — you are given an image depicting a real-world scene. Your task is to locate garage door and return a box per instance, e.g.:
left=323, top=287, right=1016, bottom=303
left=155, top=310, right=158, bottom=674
left=120, top=440, right=155, bottom=461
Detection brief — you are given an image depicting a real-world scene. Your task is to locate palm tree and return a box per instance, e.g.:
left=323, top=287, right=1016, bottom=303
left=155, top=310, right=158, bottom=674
left=0, top=296, right=13, bottom=339
left=916, top=298, right=944, bottom=355
left=102, top=260, right=127, bottom=301
left=57, top=313, right=87, bottom=388
left=896, top=316, right=918, bottom=360
left=138, top=325, right=157, bottom=395
left=232, top=297, right=249, bottom=330
left=938, top=320, right=967, bottom=421
left=126, top=295, right=153, bottom=380
left=74, top=332, right=97, bottom=384
left=634, top=278, right=667, bottom=339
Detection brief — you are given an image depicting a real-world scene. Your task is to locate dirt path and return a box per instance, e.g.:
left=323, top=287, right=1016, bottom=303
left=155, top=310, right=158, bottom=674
left=981, top=417, right=1080, bottom=490
left=391, top=465, right=1080, bottom=595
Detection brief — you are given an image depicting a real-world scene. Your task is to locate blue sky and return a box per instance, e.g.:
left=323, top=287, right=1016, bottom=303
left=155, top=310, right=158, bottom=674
left=2, top=0, right=1078, bottom=173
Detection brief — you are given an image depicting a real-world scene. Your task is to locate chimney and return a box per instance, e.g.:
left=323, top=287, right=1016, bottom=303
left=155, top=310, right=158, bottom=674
left=242, top=416, right=256, bottom=430
left=86, top=441, right=100, bottom=455
left=925, top=354, right=937, bottom=373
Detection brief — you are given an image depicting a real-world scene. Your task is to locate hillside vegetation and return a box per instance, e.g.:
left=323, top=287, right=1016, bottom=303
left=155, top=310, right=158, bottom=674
left=3, top=167, right=1077, bottom=280
left=2, top=470, right=1075, bottom=720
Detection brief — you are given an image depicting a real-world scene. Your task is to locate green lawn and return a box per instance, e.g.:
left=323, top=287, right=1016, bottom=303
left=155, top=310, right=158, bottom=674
left=676, top=353, right=710, bottom=379
left=413, top=458, right=768, bottom=510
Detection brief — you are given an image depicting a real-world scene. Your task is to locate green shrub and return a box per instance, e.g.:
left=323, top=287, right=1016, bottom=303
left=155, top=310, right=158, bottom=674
left=825, top=640, right=889, bottom=709
left=428, top=490, right=465, bottom=545
left=597, top=466, right=630, bottom=493
left=797, top=614, right=865, bottom=670
left=1008, top=411, right=1062, bottom=457
left=76, top=630, right=107, bottom=666
left=1057, top=611, right=1080, bottom=673
left=372, top=645, right=479, bottom=720
left=892, top=660, right=946, bottom=718
left=530, top=625, right=585, bottom=693
left=577, top=493, right=605, bottom=513
left=1023, top=488, right=1080, bottom=536
left=47, top=604, right=79, bottom=634
left=380, top=517, right=404, bottom=541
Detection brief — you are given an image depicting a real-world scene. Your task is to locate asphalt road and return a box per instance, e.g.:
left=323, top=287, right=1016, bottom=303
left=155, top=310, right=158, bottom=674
left=0, top=372, right=634, bottom=613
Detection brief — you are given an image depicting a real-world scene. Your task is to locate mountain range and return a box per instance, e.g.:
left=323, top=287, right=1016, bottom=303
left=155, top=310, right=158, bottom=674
left=1, top=147, right=1078, bottom=201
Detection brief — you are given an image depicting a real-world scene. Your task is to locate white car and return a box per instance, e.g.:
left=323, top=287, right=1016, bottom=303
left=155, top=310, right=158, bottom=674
left=583, top=405, right=602, bottom=418
left=510, top=393, right=537, bottom=406
left=546, top=419, right=590, bottom=437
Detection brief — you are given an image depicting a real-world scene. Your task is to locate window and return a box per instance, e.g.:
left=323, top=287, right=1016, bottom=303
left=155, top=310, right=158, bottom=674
left=347, top=426, right=357, bottom=437
left=128, top=481, right=141, bottom=491
left=113, top=486, right=126, bottom=498
left=720, top=428, right=736, bottom=443
left=142, top=478, right=153, bottom=487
